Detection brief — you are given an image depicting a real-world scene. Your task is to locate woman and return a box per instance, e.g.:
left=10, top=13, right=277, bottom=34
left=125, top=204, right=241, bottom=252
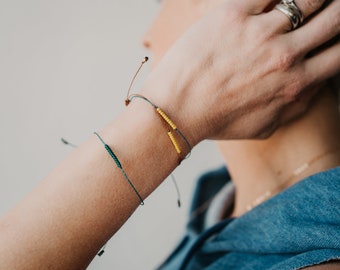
left=0, top=0, right=339, bottom=269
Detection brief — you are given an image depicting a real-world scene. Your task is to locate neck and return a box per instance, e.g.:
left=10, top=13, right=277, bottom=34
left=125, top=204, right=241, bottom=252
left=218, top=89, right=340, bottom=217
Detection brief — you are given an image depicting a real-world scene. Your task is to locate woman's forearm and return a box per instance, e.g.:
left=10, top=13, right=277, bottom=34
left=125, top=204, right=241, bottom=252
left=0, top=100, right=188, bottom=269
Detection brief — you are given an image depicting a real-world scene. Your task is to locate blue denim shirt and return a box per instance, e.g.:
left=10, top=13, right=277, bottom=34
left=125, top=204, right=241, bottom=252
left=158, top=166, right=340, bottom=270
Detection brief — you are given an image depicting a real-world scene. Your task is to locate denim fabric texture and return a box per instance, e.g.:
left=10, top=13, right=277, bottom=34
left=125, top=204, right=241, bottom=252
left=158, top=166, right=340, bottom=270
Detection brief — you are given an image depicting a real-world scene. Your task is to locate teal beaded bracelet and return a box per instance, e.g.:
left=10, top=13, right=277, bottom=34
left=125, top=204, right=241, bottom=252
left=94, top=132, right=144, bottom=206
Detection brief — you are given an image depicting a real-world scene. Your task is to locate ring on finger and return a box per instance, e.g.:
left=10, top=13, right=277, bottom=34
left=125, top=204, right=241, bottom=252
left=275, top=0, right=304, bottom=31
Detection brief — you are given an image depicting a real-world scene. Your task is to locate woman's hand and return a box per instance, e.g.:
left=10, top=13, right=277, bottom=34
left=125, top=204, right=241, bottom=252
left=142, top=0, right=340, bottom=145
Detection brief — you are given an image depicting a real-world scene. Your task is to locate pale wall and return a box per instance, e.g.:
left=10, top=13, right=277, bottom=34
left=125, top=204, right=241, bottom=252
left=0, top=1, right=223, bottom=269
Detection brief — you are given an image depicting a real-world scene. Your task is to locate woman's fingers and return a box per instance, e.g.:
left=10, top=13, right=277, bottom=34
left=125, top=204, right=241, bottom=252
left=289, top=0, right=340, bottom=55
left=262, top=0, right=327, bottom=33
left=303, top=41, right=340, bottom=84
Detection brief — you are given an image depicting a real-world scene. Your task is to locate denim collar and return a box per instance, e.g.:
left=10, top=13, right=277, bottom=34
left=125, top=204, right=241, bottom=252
left=202, top=166, right=340, bottom=254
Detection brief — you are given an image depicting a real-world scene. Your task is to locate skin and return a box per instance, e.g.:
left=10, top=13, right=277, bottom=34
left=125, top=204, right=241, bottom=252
left=143, top=0, right=340, bottom=215
left=142, top=0, right=340, bottom=142
left=144, top=0, right=340, bottom=268
left=0, top=0, right=339, bottom=269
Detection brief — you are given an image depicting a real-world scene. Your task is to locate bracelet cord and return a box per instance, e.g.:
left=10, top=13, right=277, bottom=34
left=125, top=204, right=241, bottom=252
left=94, top=132, right=145, bottom=206
left=124, top=57, right=191, bottom=160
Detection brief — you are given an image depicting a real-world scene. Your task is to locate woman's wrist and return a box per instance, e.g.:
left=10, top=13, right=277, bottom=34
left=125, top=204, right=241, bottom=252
left=140, top=56, right=207, bottom=146
left=101, top=99, right=189, bottom=198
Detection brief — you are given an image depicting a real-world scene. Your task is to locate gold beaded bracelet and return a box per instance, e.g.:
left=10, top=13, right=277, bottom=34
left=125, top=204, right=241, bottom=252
left=125, top=57, right=191, bottom=162
left=126, top=94, right=191, bottom=163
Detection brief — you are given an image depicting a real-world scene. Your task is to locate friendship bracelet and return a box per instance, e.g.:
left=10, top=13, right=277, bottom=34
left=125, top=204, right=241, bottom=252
left=126, top=94, right=192, bottom=161
left=122, top=57, right=184, bottom=208
left=124, top=57, right=191, bottom=161
left=94, top=132, right=145, bottom=206
left=60, top=56, right=184, bottom=258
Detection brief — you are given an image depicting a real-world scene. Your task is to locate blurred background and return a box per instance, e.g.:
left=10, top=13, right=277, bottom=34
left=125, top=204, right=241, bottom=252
left=0, top=0, right=223, bottom=269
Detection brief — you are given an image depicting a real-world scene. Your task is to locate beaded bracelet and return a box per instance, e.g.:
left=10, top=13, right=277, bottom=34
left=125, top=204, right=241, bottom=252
left=126, top=94, right=192, bottom=163
left=60, top=136, right=141, bottom=257
left=125, top=57, right=191, bottom=162
left=94, top=132, right=144, bottom=206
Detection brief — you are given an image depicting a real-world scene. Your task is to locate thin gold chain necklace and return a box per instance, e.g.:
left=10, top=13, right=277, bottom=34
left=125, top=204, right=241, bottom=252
left=245, top=147, right=339, bottom=212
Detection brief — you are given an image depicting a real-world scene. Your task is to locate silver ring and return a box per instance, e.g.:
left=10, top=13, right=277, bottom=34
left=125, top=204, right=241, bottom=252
left=275, top=0, right=304, bottom=30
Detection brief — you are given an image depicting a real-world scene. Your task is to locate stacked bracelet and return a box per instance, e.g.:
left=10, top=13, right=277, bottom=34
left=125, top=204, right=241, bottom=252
left=59, top=58, right=190, bottom=258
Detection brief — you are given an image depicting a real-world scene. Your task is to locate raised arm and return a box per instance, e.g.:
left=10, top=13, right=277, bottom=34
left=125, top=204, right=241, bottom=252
left=0, top=0, right=339, bottom=269
left=0, top=100, right=186, bottom=269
